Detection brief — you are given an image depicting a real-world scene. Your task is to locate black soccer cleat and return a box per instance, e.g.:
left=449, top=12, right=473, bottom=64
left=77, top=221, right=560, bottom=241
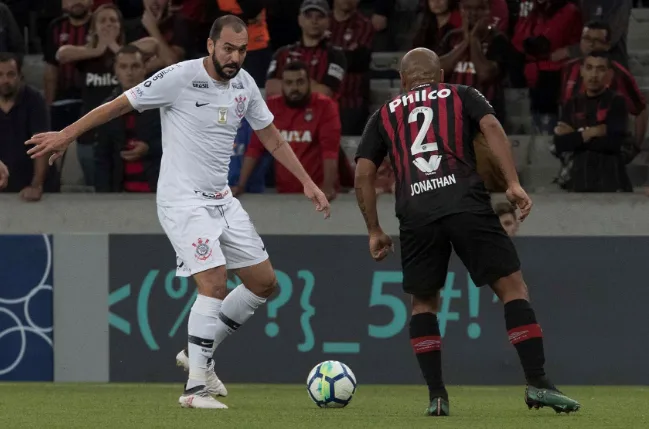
left=426, top=397, right=450, bottom=416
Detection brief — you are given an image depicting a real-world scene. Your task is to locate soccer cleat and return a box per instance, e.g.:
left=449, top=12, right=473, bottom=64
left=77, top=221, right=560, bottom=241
left=178, top=384, right=228, bottom=409
left=525, top=385, right=581, bottom=414
left=426, top=397, right=450, bottom=416
left=176, top=349, right=228, bottom=397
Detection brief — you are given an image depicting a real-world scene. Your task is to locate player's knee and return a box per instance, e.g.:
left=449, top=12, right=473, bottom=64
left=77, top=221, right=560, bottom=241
left=411, top=294, right=439, bottom=315
left=256, top=275, right=278, bottom=299
left=193, top=267, right=228, bottom=299
left=491, top=271, right=529, bottom=303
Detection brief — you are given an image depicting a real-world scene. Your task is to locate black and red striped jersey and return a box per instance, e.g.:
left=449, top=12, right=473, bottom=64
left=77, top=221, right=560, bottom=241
left=43, top=16, right=91, bottom=102
left=355, top=83, right=496, bottom=228
left=560, top=58, right=646, bottom=116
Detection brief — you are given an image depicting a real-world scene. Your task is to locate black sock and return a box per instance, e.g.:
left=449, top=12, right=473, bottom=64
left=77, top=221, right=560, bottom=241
left=504, top=299, right=546, bottom=384
left=409, top=313, right=447, bottom=401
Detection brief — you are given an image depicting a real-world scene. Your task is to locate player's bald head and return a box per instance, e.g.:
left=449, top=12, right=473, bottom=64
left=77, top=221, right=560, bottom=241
left=399, top=48, right=442, bottom=91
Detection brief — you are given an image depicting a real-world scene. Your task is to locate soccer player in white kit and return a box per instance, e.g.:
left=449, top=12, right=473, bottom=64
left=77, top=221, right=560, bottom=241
left=26, top=15, right=331, bottom=409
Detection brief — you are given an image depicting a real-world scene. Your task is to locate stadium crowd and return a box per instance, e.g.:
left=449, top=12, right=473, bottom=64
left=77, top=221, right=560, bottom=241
left=0, top=0, right=645, bottom=205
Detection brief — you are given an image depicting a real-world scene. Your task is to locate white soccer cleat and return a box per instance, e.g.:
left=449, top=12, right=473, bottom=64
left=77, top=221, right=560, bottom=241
left=178, top=385, right=228, bottom=409
left=176, top=349, right=228, bottom=397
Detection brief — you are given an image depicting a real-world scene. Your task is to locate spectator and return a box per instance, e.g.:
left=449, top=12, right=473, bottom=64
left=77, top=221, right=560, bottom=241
left=265, top=0, right=347, bottom=100
left=123, top=0, right=187, bottom=73
left=494, top=201, right=519, bottom=236
left=0, top=2, right=24, bottom=54
left=0, top=159, right=8, bottom=189
left=0, top=52, right=57, bottom=200
left=330, top=0, right=375, bottom=135
left=554, top=51, right=633, bottom=193
left=567, top=0, right=632, bottom=69
left=228, top=118, right=273, bottom=193
left=56, top=3, right=155, bottom=186
left=439, top=0, right=510, bottom=123
left=236, top=60, right=342, bottom=199
left=216, top=0, right=272, bottom=87
left=412, top=0, right=461, bottom=52
left=511, top=0, right=582, bottom=134
left=488, top=0, right=509, bottom=33
left=94, top=45, right=161, bottom=192
left=43, top=0, right=93, bottom=132
left=560, top=21, right=647, bottom=149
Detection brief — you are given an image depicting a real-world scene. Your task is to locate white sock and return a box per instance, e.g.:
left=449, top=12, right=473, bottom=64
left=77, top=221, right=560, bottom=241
left=186, top=294, right=222, bottom=390
left=212, top=284, right=266, bottom=349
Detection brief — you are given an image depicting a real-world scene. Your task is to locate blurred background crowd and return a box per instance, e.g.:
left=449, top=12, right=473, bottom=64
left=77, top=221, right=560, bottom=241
left=1, top=0, right=647, bottom=235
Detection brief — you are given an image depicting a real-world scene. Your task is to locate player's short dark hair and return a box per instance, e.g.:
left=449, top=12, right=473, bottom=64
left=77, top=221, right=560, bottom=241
left=494, top=202, right=515, bottom=218
left=584, top=20, right=612, bottom=42
left=209, top=15, right=247, bottom=41
left=117, top=44, right=144, bottom=60
left=584, top=50, right=611, bottom=67
left=0, top=52, right=22, bottom=72
left=283, top=60, right=309, bottom=75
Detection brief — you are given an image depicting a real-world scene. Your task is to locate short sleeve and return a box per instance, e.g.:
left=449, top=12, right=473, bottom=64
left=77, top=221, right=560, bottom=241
left=354, top=108, right=387, bottom=168
left=124, top=64, right=186, bottom=112
left=463, top=86, right=496, bottom=124
left=322, top=47, right=346, bottom=93
left=245, top=84, right=274, bottom=130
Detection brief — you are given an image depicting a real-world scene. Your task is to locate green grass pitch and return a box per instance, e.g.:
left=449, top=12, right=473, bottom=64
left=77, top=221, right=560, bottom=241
left=1, top=384, right=648, bottom=428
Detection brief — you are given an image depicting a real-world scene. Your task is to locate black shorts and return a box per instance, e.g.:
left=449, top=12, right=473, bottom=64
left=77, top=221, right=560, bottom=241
left=400, top=212, right=521, bottom=296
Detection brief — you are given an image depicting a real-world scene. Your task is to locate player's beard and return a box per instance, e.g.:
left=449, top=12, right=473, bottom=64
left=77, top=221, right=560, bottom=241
left=211, top=51, right=241, bottom=80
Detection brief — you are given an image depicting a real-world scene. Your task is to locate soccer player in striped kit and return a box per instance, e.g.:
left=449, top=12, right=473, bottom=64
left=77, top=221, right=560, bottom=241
left=353, top=47, right=580, bottom=417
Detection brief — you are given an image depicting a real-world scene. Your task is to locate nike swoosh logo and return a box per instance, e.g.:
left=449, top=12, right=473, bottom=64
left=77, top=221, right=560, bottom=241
left=196, top=102, right=209, bottom=107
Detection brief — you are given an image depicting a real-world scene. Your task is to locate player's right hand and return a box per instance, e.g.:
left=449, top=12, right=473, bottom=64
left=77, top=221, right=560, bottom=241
left=505, top=184, right=533, bottom=221
left=369, top=230, right=393, bottom=262
left=304, top=182, right=330, bottom=219
left=25, top=131, right=72, bottom=166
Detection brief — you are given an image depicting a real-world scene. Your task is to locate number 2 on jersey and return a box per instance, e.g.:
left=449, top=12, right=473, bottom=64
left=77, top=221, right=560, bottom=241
left=408, top=106, right=442, bottom=174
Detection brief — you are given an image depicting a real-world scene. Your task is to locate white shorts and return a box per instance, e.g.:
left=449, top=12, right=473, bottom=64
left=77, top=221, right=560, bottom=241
left=157, top=198, right=268, bottom=277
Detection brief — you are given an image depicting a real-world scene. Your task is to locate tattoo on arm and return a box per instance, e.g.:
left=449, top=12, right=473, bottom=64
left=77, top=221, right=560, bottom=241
left=270, top=139, right=284, bottom=154
left=355, top=186, right=370, bottom=225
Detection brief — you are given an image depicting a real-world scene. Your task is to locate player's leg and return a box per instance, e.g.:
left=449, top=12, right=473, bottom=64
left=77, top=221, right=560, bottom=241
left=158, top=205, right=228, bottom=409
left=207, top=198, right=276, bottom=353
left=446, top=212, right=580, bottom=413
left=400, top=223, right=452, bottom=416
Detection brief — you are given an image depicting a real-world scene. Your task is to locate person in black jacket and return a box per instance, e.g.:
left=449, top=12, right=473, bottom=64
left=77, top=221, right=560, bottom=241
left=553, top=50, right=633, bottom=193
left=94, top=45, right=161, bottom=192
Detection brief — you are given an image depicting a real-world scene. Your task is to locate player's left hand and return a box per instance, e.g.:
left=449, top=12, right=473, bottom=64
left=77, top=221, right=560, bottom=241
left=369, top=230, right=393, bottom=261
left=25, top=131, right=72, bottom=166
left=304, top=182, right=331, bottom=219
left=505, top=183, right=533, bottom=221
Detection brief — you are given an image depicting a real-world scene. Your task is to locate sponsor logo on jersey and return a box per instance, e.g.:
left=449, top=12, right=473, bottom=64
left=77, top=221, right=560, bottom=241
left=144, top=80, right=151, bottom=87
left=234, top=95, right=247, bottom=118
left=85, top=72, right=118, bottom=87
left=192, top=238, right=212, bottom=262
left=279, top=130, right=312, bottom=143
left=194, top=189, right=230, bottom=200
left=389, top=88, right=451, bottom=113
left=129, top=87, right=144, bottom=99
left=410, top=174, right=457, bottom=196
left=232, top=82, right=244, bottom=89
left=192, top=80, right=209, bottom=89
left=152, top=66, right=174, bottom=81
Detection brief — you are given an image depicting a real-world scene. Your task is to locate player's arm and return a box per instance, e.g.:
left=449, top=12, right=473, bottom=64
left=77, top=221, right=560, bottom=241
left=354, top=110, right=387, bottom=234
left=254, top=123, right=314, bottom=185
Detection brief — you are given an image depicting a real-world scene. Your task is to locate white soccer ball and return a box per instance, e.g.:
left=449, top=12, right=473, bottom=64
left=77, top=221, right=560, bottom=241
left=306, top=360, right=357, bottom=408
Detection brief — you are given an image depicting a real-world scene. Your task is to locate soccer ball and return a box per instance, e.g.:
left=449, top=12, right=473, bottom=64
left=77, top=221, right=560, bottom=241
left=306, top=360, right=357, bottom=408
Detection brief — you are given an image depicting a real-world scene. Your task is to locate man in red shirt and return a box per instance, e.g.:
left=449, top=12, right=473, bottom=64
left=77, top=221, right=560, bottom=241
left=234, top=60, right=341, bottom=200
left=560, top=21, right=647, bottom=148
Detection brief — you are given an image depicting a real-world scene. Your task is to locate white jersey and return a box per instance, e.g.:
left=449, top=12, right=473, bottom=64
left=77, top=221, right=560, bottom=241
left=124, top=58, right=274, bottom=207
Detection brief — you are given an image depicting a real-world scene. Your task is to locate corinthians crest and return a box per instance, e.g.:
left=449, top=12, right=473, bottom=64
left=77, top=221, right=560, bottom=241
left=192, top=238, right=212, bottom=262
left=234, top=95, right=247, bottom=118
